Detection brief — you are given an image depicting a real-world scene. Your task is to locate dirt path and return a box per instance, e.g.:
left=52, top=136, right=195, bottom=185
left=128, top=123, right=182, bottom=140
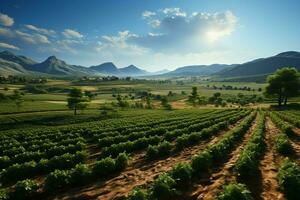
left=85, top=138, right=102, bottom=165
left=188, top=114, right=258, bottom=200
left=259, top=118, right=285, bottom=200
left=52, top=117, right=247, bottom=200
left=289, top=127, right=300, bottom=165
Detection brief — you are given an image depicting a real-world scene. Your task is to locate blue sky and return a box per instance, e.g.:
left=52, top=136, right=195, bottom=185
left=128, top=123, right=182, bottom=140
left=0, top=0, right=299, bottom=71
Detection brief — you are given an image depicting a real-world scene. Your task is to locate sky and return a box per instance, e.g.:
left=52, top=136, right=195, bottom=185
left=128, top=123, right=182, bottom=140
left=0, top=0, right=300, bottom=71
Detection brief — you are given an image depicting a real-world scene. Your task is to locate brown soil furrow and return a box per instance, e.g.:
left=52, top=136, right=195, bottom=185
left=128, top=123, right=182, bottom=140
left=259, top=118, right=285, bottom=200
left=190, top=114, right=258, bottom=200
left=289, top=127, right=300, bottom=164
left=85, top=138, right=102, bottom=165
left=53, top=117, right=246, bottom=200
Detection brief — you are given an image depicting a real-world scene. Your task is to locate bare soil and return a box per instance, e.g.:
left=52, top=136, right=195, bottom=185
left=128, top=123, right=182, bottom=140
left=258, top=118, right=285, bottom=200
left=52, top=117, right=246, bottom=200
left=188, top=114, right=258, bottom=200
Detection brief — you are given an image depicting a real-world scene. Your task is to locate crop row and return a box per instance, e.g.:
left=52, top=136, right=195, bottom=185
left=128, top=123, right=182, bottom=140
left=97, top=110, right=243, bottom=149
left=125, top=112, right=256, bottom=200
left=101, top=111, right=248, bottom=158
left=0, top=151, right=87, bottom=185
left=234, top=112, right=266, bottom=179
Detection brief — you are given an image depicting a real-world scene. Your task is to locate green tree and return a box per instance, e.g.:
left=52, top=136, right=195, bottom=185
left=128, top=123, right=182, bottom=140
left=67, top=88, right=88, bottom=115
left=10, top=90, right=24, bottom=110
left=188, top=87, right=199, bottom=105
left=265, top=67, right=300, bottom=106
left=161, top=96, right=172, bottom=110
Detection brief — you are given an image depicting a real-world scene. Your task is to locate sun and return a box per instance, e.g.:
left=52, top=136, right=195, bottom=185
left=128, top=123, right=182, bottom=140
left=206, top=30, right=221, bottom=43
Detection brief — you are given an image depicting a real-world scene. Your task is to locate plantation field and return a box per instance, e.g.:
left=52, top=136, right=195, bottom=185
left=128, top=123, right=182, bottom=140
left=0, top=80, right=266, bottom=114
left=0, top=108, right=300, bottom=200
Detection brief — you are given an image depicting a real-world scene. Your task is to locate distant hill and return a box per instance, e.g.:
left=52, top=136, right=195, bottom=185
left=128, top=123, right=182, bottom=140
left=119, top=65, right=148, bottom=76
left=0, top=58, right=30, bottom=76
left=161, top=64, right=236, bottom=77
left=1, top=50, right=300, bottom=78
left=89, top=62, right=123, bottom=75
left=0, top=51, right=37, bottom=69
left=28, top=56, right=95, bottom=76
left=217, top=51, right=300, bottom=77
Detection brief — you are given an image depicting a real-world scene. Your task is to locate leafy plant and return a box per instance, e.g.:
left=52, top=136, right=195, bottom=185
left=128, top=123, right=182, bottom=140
left=216, top=183, right=254, bottom=200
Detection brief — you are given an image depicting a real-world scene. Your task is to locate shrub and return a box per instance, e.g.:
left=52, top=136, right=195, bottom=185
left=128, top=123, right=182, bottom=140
left=93, top=157, right=116, bottom=177
left=70, top=164, right=92, bottom=186
left=146, top=145, right=159, bottom=160
left=191, top=150, right=212, bottom=174
left=127, top=188, right=148, bottom=200
left=275, top=134, right=293, bottom=155
left=115, top=152, right=129, bottom=171
left=0, top=156, right=10, bottom=170
left=44, top=169, right=71, bottom=193
left=149, top=173, right=176, bottom=200
left=0, top=188, right=9, bottom=200
left=278, top=159, right=300, bottom=200
left=170, top=163, right=193, bottom=188
left=13, top=179, right=39, bottom=199
left=216, top=183, right=254, bottom=200
left=1, top=161, right=37, bottom=184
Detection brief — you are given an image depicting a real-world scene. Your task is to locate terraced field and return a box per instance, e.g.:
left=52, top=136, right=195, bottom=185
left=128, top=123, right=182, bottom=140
left=0, top=109, right=300, bottom=200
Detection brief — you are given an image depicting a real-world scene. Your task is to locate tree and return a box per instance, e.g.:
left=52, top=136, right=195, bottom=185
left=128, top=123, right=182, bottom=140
left=161, top=96, right=172, bottom=110
left=67, top=88, right=88, bottom=115
left=10, top=90, right=24, bottom=110
left=265, top=67, right=300, bottom=106
left=188, top=87, right=199, bottom=105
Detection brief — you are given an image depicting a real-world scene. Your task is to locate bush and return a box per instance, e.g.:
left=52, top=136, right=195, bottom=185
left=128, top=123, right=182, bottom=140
left=0, top=188, right=9, bottom=200
left=146, top=145, right=159, bottom=160
left=0, top=156, right=11, bottom=170
left=278, top=159, right=300, bottom=200
left=191, top=150, right=212, bottom=174
left=44, top=169, right=71, bottom=193
left=149, top=173, right=176, bottom=200
left=275, top=134, right=293, bottom=155
left=93, top=157, right=116, bottom=177
left=170, top=163, right=193, bottom=188
left=146, top=141, right=172, bottom=160
left=127, top=188, right=148, bottom=200
left=13, top=179, right=39, bottom=199
left=70, top=164, right=92, bottom=186
left=115, top=152, right=129, bottom=171
left=216, top=183, right=254, bottom=200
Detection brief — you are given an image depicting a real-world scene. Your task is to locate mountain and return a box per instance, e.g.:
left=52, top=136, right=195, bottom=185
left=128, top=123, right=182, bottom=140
left=119, top=65, right=148, bottom=76
left=89, top=62, right=122, bottom=75
left=0, top=51, right=37, bottom=69
left=0, top=58, right=30, bottom=76
left=28, top=56, right=94, bottom=76
left=162, top=64, right=236, bottom=77
left=217, top=51, right=300, bottom=77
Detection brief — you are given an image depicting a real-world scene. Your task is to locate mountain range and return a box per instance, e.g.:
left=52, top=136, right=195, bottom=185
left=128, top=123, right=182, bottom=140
left=0, top=50, right=300, bottom=79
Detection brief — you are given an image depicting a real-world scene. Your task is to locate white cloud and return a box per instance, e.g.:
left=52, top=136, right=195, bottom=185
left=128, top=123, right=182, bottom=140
left=96, top=30, right=147, bottom=58
left=25, top=24, right=56, bottom=36
left=15, top=30, right=50, bottom=44
left=62, top=29, right=83, bottom=38
left=0, top=42, right=20, bottom=50
left=162, top=8, right=186, bottom=17
left=0, top=27, right=14, bottom=37
left=0, top=13, right=14, bottom=27
left=143, top=10, right=156, bottom=18
left=149, top=20, right=161, bottom=28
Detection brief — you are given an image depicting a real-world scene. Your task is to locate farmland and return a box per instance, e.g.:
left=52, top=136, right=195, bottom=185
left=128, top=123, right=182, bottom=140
left=0, top=107, right=300, bottom=200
